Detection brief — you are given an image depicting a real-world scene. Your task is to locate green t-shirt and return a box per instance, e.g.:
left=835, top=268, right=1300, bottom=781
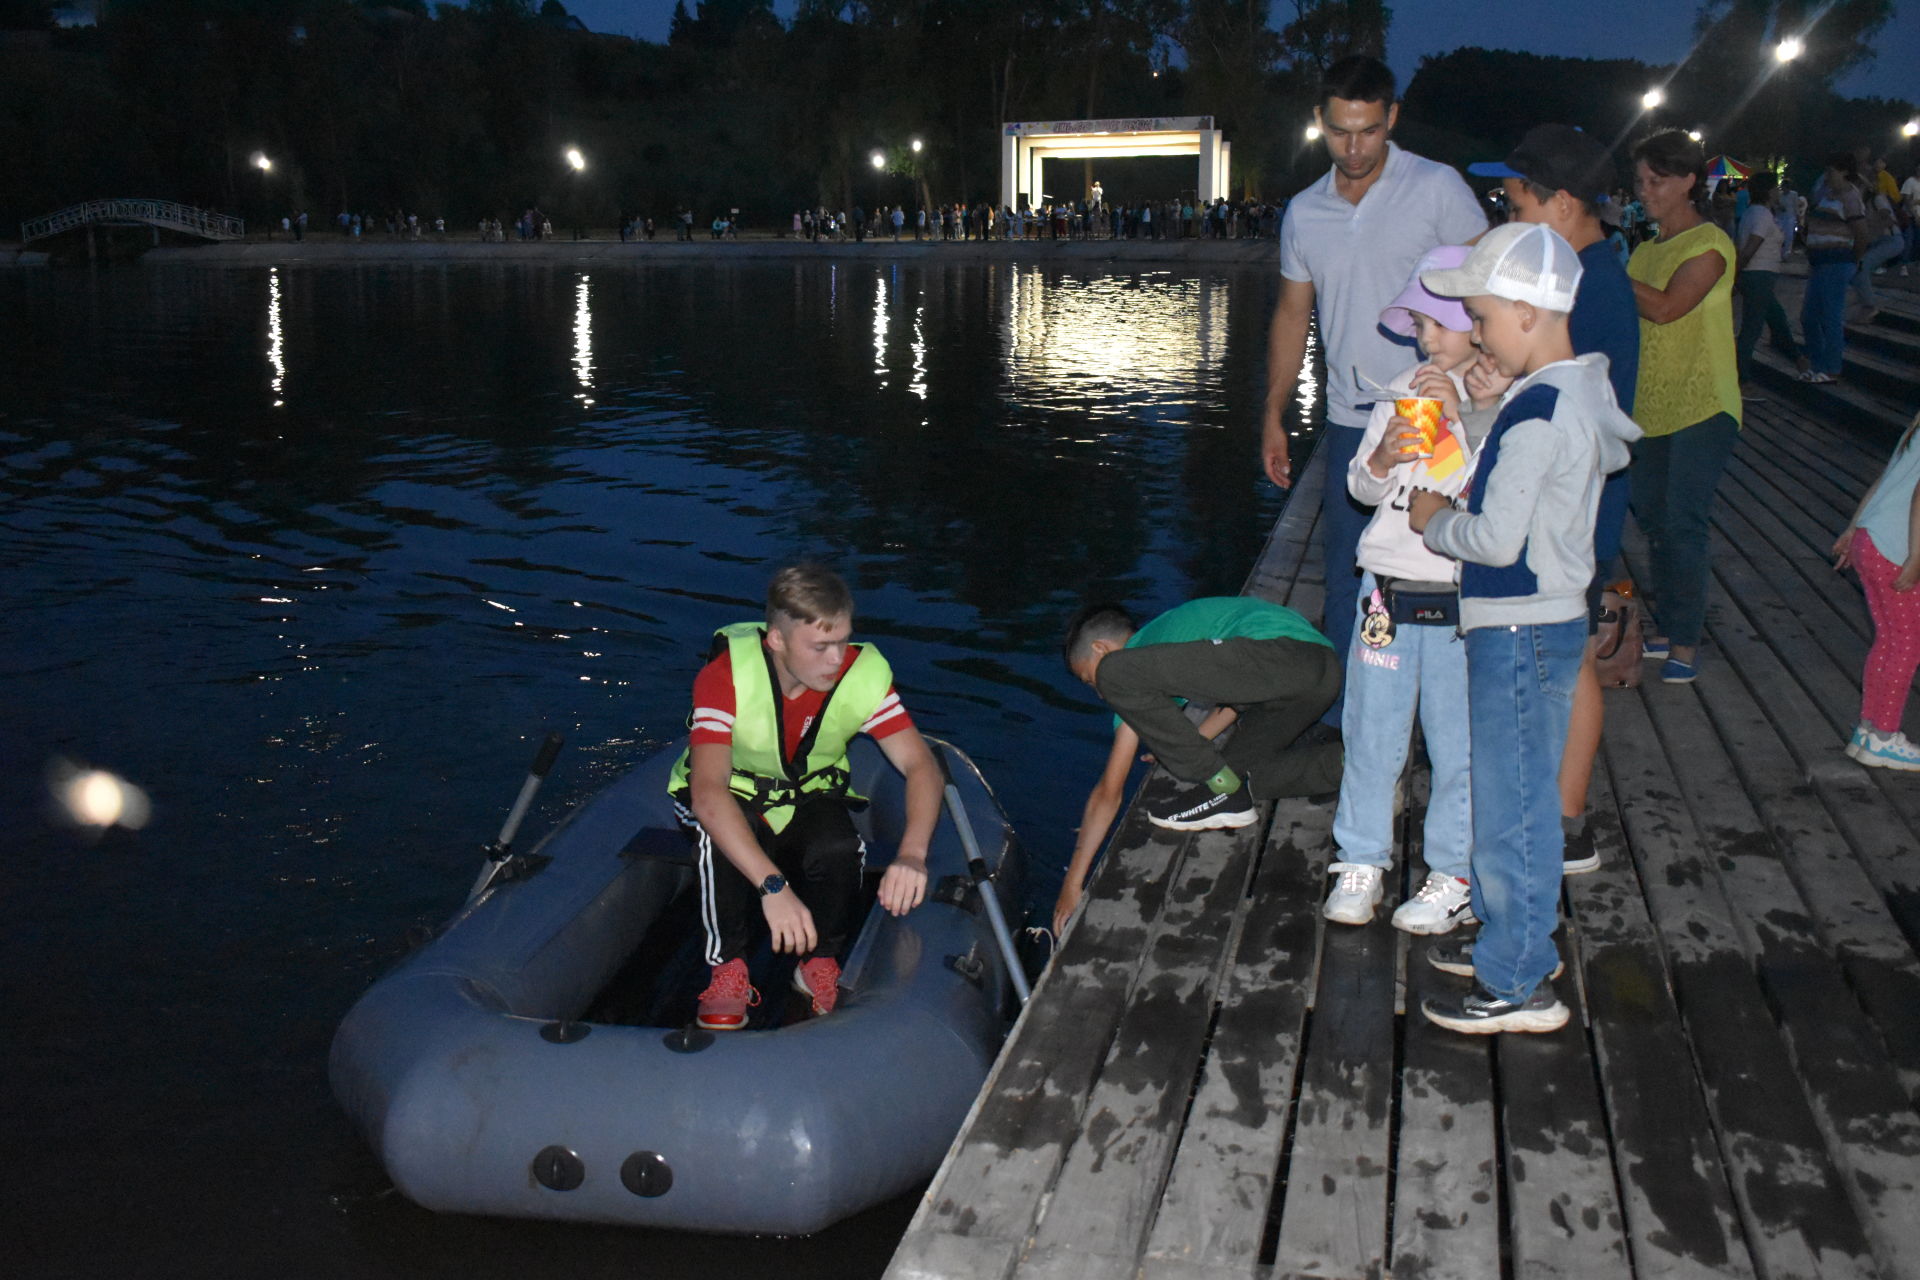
left=1109, top=597, right=1331, bottom=731
left=1126, top=596, right=1331, bottom=652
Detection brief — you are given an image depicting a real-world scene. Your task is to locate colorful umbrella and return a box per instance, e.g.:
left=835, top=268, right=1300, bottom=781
left=1707, top=155, right=1753, bottom=180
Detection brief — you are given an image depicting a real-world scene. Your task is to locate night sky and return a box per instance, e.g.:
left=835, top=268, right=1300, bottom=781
left=557, top=0, right=1916, bottom=104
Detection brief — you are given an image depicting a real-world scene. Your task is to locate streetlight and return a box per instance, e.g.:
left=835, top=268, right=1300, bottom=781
left=910, top=139, right=923, bottom=154
left=565, top=146, right=586, bottom=172
left=1904, top=120, right=1920, bottom=139
left=1687, top=129, right=1703, bottom=143
left=871, top=150, right=886, bottom=170
left=1305, top=124, right=1321, bottom=142
left=1774, top=36, right=1804, bottom=62
left=252, top=151, right=273, bottom=173
left=1642, top=87, right=1665, bottom=111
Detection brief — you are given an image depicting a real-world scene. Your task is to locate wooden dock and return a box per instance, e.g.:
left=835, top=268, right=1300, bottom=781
left=887, top=285, right=1920, bottom=1280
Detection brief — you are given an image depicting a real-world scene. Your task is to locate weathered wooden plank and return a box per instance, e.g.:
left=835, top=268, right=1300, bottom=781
left=1565, top=767, right=1755, bottom=1280
left=1389, top=766, right=1500, bottom=1280
left=1022, top=824, right=1262, bottom=1266
left=1602, top=690, right=1880, bottom=1280
left=1142, top=799, right=1332, bottom=1274
left=886, top=777, right=1198, bottom=1275
left=1638, top=674, right=1920, bottom=1278
left=1689, top=588, right=1920, bottom=1101
left=1492, top=953, right=1632, bottom=1280
left=1392, top=933, right=1500, bottom=1280
left=1270, top=884, right=1397, bottom=1278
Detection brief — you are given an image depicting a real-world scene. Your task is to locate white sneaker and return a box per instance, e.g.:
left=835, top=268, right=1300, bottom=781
left=1323, top=862, right=1385, bottom=925
left=1392, top=871, right=1475, bottom=935
left=1851, top=726, right=1920, bottom=772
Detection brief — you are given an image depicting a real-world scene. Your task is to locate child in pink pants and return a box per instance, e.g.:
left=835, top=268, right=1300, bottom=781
left=1836, top=410, right=1920, bottom=770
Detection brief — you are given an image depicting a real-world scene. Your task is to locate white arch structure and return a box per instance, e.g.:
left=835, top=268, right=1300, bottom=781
left=1000, top=116, right=1229, bottom=211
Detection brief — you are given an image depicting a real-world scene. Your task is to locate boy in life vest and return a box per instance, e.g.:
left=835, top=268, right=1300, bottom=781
left=669, top=565, right=940, bottom=1030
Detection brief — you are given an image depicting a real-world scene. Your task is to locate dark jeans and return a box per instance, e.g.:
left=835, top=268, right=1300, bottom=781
left=1096, top=636, right=1344, bottom=800
left=1632, top=413, right=1739, bottom=649
left=1801, top=250, right=1853, bottom=376
left=683, top=799, right=863, bottom=967
left=1736, top=269, right=1801, bottom=379
left=1318, top=423, right=1373, bottom=728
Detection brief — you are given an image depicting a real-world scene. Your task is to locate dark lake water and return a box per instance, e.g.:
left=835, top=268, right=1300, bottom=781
left=2, top=258, right=1321, bottom=1278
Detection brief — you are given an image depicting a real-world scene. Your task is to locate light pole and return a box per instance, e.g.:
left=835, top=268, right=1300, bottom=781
left=564, top=146, right=587, bottom=239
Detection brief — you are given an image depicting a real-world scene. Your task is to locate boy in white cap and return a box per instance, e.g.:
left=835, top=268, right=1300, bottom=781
left=1406, top=222, right=1642, bottom=1034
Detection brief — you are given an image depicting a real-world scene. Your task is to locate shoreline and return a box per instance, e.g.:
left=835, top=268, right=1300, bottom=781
left=9, top=234, right=1279, bottom=269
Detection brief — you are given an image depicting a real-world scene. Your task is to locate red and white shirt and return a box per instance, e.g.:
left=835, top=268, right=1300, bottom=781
left=688, top=643, right=912, bottom=759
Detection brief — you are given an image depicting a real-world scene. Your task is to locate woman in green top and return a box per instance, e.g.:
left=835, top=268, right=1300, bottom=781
left=1627, top=129, right=1742, bottom=683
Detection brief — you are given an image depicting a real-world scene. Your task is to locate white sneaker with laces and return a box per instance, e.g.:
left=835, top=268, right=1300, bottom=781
left=1323, top=862, right=1385, bottom=925
left=1853, top=727, right=1920, bottom=772
left=1392, top=871, right=1475, bottom=935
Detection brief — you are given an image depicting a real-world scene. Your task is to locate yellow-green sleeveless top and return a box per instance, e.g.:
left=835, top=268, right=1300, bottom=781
left=1627, top=222, right=1742, bottom=436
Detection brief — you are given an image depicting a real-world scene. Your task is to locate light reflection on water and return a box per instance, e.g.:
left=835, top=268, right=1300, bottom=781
left=0, top=259, right=1319, bottom=1280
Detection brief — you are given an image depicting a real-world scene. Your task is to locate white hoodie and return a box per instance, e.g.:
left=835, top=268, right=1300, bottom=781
left=1347, top=362, right=1476, bottom=584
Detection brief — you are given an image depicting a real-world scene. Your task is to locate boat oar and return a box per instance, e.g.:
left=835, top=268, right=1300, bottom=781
left=467, top=731, right=564, bottom=904
left=940, top=757, right=1032, bottom=1007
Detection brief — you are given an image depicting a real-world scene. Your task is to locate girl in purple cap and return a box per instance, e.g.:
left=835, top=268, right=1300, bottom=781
left=1322, top=245, right=1489, bottom=933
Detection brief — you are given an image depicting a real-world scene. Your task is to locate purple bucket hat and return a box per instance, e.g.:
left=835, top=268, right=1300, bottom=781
left=1380, top=244, right=1474, bottom=337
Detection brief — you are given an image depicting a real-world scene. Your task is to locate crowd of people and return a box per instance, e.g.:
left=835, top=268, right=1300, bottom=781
left=775, top=195, right=1285, bottom=244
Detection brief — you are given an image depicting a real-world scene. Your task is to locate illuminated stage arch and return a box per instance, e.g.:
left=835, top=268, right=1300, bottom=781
left=1000, top=116, right=1229, bottom=211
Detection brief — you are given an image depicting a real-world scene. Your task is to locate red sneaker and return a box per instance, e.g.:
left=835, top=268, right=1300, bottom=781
left=696, top=958, right=759, bottom=1031
left=791, top=957, right=842, bottom=1017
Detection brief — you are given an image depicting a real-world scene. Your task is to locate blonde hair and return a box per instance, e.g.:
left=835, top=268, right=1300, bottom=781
left=766, top=563, right=853, bottom=627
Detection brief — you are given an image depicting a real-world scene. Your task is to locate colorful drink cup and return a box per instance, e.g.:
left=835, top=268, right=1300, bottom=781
left=1394, top=397, right=1445, bottom=456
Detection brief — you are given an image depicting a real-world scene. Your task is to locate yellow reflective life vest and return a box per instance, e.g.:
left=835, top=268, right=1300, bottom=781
left=667, top=621, right=893, bottom=833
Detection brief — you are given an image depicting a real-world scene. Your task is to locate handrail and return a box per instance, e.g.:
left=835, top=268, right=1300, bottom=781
left=21, top=199, right=245, bottom=244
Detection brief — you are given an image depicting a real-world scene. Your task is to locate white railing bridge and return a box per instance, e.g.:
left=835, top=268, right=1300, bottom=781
left=21, top=199, right=245, bottom=244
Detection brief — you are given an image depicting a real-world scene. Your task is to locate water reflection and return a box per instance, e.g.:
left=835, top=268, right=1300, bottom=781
left=872, top=274, right=888, bottom=385
left=267, top=267, right=285, bottom=406
left=1003, top=268, right=1229, bottom=420
left=1294, top=321, right=1319, bottom=439
left=573, top=273, right=593, bottom=405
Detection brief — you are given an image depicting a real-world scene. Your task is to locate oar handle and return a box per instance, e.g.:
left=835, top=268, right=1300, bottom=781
left=468, top=732, right=564, bottom=903
left=943, top=775, right=1032, bottom=1006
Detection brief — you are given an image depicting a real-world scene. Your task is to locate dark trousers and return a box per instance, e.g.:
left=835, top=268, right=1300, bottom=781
left=1096, top=637, right=1343, bottom=800
left=1632, top=413, right=1739, bottom=649
left=1736, top=269, right=1801, bottom=379
left=683, top=799, right=864, bottom=967
left=1318, top=424, right=1373, bottom=727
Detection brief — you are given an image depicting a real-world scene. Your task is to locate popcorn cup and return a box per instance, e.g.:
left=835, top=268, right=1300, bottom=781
left=1394, top=397, right=1445, bottom=456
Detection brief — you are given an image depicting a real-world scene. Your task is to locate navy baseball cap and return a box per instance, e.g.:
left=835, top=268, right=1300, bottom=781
left=1468, top=124, right=1615, bottom=204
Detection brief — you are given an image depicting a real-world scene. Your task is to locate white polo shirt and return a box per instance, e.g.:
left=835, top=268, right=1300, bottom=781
left=1280, top=143, right=1488, bottom=429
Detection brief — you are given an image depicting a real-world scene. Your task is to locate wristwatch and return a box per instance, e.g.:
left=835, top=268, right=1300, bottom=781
left=758, top=873, right=787, bottom=897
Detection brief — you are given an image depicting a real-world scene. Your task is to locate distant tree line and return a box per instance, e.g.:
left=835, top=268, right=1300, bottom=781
left=0, top=0, right=1907, bottom=235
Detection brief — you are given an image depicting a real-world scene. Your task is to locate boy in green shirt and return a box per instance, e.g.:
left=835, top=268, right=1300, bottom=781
left=1055, top=596, right=1344, bottom=933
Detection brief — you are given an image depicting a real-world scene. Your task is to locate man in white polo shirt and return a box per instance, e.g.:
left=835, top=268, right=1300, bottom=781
left=1261, top=56, right=1486, bottom=726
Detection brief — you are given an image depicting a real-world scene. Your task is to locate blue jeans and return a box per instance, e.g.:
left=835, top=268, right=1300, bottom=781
left=1851, top=234, right=1906, bottom=312
left=1466, top=620, right=1585, bottom=1001
left=1801, top=252, right=1854, bottom=376
left=1632, top=413, right=1738, bottom=649
left=1331, top=574, right=1472, bottom=879
left=1317, top=423, right=1373, bottom=728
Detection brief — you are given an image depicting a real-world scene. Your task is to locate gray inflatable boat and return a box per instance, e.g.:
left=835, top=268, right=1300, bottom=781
left=329, top=736, right=1024, bottom=1235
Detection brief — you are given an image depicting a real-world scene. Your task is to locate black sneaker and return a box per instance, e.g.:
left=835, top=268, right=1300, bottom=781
left=1563, top=824, right=1600, bottom=875
left=1426, top=939, right=1563, bottom=981
left=1146, top=781, right=1257, bottom=831
left=1422, top=980, right=1570, bottom=1034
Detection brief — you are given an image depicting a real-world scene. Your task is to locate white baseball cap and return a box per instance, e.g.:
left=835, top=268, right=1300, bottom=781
left=1420, top=221, right=1583, bottom=314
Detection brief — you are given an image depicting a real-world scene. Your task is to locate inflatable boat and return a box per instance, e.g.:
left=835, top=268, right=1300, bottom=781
left=329, top=736, right=1025, bottom=1235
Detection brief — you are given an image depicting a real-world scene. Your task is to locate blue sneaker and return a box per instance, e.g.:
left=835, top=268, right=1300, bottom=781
left=1851, top=726, right=1920, bottom=772
left=1660, top=657, right=1697, bottom=684
left=1643, top=636, right=1671, bottom=660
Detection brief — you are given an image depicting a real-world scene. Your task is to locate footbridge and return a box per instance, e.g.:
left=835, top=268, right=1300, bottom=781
left=21, top=199, right=245, bottom=244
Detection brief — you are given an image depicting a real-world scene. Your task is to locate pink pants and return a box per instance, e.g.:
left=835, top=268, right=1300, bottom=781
left=1857, top=530, right=1920, bottom=733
